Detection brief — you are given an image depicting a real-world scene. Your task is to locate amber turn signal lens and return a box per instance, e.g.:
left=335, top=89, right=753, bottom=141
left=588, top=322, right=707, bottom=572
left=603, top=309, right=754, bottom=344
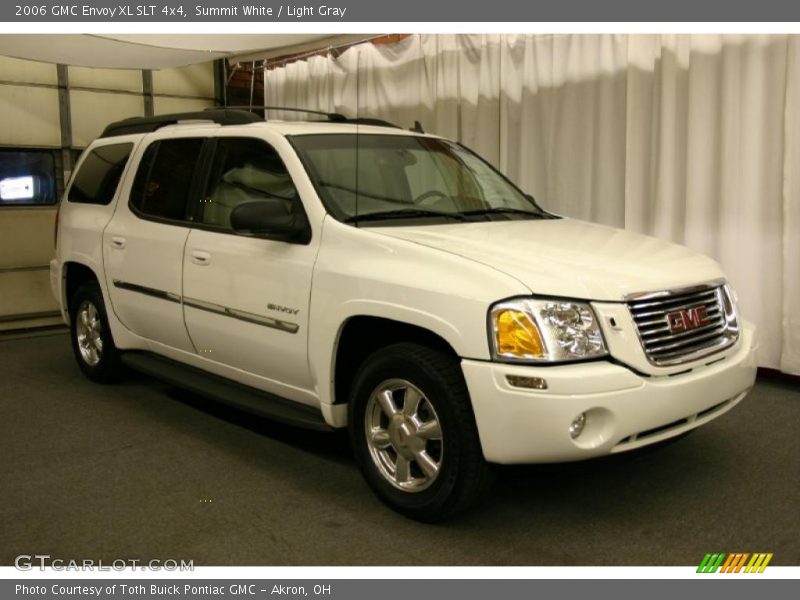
left=495, top=309, right=545, bottom=358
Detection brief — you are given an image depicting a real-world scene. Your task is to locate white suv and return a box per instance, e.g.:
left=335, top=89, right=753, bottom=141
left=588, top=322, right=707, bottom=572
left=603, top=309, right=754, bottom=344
left=51, top=108, right=758, bottom=521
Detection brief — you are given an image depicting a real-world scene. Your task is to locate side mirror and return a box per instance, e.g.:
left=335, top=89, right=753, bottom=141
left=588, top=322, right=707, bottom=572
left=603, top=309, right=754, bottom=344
left=230, top=198, right=310, bottom=244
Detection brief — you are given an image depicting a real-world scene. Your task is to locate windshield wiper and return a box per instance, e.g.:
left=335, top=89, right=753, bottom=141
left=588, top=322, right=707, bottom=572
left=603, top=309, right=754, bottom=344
left=459, top=207, right=550, bottom=218
left=344, top=209, right=467, bottom=223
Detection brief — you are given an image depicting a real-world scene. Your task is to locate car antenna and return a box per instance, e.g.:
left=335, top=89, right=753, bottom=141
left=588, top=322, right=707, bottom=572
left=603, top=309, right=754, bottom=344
left=411, top=120, right=425, bottom=134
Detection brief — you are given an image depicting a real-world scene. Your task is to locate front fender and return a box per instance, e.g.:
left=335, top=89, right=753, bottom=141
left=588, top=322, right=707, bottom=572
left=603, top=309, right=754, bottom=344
left=308, top=218, right=530, bottom=419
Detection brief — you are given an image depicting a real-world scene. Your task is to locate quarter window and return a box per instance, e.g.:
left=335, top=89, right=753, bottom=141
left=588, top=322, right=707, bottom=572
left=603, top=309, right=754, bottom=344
left=130, top=138, right=204, bottom=222
left=199, top=138, right=297, bottom=229
left=68, top=143, right=133, bottom=205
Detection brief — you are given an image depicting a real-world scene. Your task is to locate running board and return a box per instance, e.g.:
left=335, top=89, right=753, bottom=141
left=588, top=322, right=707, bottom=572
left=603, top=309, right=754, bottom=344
left=121, top=352, right=330, bottom=432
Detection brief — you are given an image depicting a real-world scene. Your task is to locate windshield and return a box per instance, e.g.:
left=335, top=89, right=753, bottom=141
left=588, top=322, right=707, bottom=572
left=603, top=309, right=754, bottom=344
left=290, top=134, right=551, bottom=224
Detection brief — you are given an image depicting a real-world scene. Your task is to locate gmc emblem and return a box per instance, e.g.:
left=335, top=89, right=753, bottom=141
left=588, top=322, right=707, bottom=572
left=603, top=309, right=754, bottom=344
left=666, top=306, right=710, bottom=333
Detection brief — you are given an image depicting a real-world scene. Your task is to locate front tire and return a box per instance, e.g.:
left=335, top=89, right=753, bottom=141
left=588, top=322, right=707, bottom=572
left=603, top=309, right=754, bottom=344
left=69, top=281, right=123, bottom=383
left=349, top=343, right=492, bottom=522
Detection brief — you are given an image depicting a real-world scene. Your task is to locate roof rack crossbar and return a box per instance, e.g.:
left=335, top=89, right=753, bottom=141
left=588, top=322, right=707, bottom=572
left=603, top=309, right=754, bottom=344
left=276, top=106, right=347, bottom=121
left=100, top=109, right=261, bottom=138
left=209, top=105, right=401, bottom=129
left=212, top=105, right=347, bottom=121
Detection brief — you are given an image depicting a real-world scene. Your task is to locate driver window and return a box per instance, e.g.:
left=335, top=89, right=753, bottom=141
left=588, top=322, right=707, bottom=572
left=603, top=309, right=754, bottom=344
left=200, top=138, right=297, bottom=229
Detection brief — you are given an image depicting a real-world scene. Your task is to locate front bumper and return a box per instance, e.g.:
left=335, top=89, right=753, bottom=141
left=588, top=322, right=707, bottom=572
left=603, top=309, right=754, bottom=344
left=462, top=323, right=758, bottom=464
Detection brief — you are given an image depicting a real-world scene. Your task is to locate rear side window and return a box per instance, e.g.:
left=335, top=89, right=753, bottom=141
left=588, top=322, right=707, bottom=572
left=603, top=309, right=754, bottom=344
left=130, top=138, right=204, bottom=222
left=68, top=143, right=133, bottom=205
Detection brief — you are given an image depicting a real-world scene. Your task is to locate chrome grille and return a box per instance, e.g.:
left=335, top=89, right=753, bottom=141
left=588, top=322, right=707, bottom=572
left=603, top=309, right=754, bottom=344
left=627, top=281, right=739, bottom=366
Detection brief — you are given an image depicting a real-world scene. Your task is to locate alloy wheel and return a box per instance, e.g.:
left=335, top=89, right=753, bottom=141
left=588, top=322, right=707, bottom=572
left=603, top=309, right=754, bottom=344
left=364, top=379, right=444, bottom=492
left=76, top=300, right=103, bottom=366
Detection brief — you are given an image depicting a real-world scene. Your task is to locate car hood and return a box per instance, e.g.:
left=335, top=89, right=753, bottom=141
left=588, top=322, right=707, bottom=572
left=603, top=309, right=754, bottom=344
left=369, top=218, right=725, bottom=301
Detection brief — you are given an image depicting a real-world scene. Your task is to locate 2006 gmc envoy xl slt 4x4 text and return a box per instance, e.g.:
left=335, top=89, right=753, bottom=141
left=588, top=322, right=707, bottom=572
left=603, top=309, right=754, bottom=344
left=51, top=108, right=758, bottom=521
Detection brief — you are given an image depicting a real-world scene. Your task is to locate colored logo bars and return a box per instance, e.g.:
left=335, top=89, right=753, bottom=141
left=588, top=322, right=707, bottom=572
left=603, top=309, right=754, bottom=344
left=697, top=553, right=773, bottom=573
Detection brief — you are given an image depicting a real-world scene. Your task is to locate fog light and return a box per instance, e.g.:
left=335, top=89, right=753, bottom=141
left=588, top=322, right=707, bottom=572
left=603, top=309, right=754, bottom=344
left=505, top=375, right=548, bottom=390
left=569, top=413, right=586, bottom=439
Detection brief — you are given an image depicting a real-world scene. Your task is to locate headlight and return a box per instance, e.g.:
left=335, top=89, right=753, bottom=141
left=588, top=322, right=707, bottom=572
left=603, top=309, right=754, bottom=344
left=489, top=298, right=608, bottom=363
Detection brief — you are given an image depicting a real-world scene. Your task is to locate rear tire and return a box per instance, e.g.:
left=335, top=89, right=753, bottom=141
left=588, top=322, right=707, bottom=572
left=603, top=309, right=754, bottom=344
left=349, top=343, right=493, bottom=522
left=69, top=280, right=123, bottom=383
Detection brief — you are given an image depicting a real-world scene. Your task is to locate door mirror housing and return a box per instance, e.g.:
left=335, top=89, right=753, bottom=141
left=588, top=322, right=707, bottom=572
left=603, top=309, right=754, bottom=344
left=230, top=198, right=310, bottom=244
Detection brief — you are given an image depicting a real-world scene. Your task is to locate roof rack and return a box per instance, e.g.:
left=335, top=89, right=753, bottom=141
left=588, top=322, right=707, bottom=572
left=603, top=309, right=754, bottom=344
left=100, top=109, right=261, bottom=138
left=217, top=105, right=402, bottom=129
left=337, top=117, right=401, bottom=129
left=99, top=106, right=403, bottom=138
left=221, top=105, right=347, bottom=121
left=209, top=105, right=400, bottom=129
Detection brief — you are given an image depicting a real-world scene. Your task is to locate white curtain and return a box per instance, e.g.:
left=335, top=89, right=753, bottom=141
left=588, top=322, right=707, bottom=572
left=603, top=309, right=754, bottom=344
left=265, top=34, right=800, bottom=374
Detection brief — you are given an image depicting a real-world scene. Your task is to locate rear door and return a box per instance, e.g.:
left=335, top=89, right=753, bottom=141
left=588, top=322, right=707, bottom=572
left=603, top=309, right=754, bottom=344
left=103, top=136, right=206, bottom=352
left=181, top=135, right=317, bottom=402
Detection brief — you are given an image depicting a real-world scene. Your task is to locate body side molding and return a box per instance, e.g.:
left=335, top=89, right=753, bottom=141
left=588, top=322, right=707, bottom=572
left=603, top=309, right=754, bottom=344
left=112, top=279, right=299, bottom=333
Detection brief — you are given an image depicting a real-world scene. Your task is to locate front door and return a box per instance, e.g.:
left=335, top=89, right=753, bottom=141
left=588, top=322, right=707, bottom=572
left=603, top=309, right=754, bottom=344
left=181, top=136, right=317, bottom=402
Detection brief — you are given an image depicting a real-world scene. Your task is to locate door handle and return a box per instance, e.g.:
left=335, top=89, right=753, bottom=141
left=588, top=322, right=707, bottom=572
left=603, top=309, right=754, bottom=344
left=190, top=250, right=211, bottom=266
left=110, top=237, right=126, bottom=249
